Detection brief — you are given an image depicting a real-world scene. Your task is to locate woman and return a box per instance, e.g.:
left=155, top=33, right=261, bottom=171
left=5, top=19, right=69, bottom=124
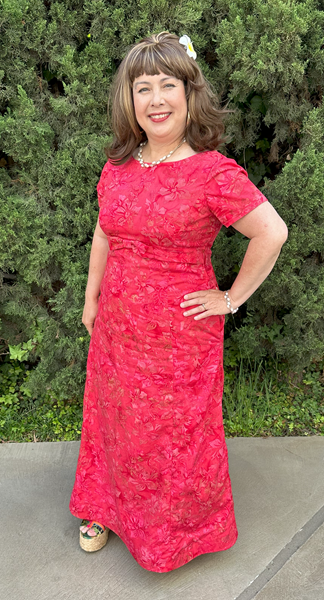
left=69, top=32, right=288, bottom=572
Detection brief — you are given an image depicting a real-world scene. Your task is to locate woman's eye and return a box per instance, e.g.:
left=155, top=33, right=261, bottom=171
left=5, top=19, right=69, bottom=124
left=138, top=83, right=175, bottom=92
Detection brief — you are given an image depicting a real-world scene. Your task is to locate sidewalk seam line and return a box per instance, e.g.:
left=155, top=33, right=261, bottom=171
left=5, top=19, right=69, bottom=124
left=234, top=503, right=324, bottom=600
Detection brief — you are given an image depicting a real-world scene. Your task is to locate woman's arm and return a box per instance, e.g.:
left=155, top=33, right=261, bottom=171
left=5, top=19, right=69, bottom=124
left=228, top=201, right=288, bottom=309
left=180, top=202, right=288, bottom=319
left=82, top=218, right=109, bottom=335
left=85, top=218, right=109, bottom=301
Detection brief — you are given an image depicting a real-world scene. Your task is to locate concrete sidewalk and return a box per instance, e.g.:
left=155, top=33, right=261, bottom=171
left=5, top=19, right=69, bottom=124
left=1, top=437, right=323, bottom=600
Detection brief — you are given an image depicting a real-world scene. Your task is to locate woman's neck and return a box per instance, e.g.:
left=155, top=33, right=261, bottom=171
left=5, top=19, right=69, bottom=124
left=143, top=135, right=185, bottom=162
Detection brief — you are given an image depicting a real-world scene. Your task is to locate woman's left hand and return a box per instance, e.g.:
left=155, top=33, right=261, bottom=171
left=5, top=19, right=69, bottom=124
left=180, top=289, right=232, bottom=320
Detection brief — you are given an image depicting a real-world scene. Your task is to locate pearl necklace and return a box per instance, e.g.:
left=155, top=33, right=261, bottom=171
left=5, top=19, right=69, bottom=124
left=138, top=138, right=186, bottom=168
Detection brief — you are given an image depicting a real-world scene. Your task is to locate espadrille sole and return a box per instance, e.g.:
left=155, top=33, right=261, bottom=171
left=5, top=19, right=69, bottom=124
left=79, top=527, right=109, bottom=552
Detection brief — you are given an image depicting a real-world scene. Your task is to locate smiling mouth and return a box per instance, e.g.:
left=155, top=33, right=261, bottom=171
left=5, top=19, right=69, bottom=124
left=149, top=113, right=171, bottom=121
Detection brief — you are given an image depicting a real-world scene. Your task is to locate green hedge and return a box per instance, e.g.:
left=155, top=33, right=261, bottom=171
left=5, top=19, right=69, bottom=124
left=1, top=0, right=324, bottom=403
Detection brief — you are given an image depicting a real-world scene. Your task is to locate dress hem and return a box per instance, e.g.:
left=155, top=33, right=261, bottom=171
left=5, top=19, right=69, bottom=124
left=70, top=508, right=238, bottom=573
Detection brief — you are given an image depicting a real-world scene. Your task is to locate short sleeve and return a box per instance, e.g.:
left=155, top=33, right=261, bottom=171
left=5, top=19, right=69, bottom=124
left=96, top=160, right=113, bottom=208
left=205, top=156, right=268, bottom=228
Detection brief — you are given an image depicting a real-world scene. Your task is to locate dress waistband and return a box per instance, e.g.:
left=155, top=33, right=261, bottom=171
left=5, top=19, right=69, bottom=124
left=108, top=237, right=211, bottom=266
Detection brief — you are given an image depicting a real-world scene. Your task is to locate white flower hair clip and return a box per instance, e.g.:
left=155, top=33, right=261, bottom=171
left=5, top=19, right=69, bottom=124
left=179, top=35, right=197, bottom=60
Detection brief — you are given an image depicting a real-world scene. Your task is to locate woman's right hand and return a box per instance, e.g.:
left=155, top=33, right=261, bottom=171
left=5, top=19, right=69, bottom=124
left=82, top=297, right=99, bottom=336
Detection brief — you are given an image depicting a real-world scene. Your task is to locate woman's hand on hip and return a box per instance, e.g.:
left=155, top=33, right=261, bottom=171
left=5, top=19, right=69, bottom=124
left=180, top=289, right=232, bottom=320
left=82, top=297, right=99, bottom=335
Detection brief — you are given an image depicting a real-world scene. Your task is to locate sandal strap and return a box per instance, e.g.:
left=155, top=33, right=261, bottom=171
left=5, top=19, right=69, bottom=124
left=80, top=519, right=90, bottom=527
left=80, top=519, right=106, bottom=537
left=88, top=520, right=105, bottom=533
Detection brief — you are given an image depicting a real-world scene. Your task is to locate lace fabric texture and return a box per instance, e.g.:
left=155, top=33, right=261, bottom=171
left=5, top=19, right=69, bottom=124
left=69, top=150, right=268, bottom=572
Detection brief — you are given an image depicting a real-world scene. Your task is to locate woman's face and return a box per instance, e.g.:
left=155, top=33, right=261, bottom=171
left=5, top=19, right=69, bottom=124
left=132, top=72, right=187, bottom=143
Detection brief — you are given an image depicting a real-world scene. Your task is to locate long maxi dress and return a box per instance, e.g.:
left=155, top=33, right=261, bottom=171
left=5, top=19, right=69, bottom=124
left=69, top=149, right=268, bottom=573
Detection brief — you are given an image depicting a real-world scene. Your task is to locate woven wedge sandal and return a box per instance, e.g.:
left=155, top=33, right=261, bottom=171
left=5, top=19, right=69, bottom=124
left=79, top=519, right=109, bottom=552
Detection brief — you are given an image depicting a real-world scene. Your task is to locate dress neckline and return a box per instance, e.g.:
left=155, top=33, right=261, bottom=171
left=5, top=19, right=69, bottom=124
left=130, top=150, right=216, bottom=167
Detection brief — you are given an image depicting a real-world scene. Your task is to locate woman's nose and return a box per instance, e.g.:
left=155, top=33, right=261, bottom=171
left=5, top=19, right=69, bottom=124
left=151, top=88, right=164, bottom=106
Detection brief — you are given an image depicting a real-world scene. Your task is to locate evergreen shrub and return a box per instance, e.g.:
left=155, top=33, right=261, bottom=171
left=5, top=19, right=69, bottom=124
left=0, top=0, right=324, bottom=405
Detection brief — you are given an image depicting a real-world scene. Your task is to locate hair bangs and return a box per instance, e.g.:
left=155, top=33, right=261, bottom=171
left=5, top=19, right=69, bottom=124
left=128, top=44, right=188, bottom=85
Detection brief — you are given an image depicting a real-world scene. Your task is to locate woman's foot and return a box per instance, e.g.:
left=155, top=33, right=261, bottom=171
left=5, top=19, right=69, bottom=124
left=79, top=519, right=109, bottom=552
left=79, top=520, right=101, bottom=537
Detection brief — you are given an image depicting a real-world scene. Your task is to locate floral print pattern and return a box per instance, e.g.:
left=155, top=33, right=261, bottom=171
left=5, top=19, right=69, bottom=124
left=69, top=150, right=268, bottom=572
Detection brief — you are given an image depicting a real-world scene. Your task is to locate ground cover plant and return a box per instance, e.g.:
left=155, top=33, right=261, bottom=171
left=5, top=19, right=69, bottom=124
left=1, top=0, right=324, bottom=439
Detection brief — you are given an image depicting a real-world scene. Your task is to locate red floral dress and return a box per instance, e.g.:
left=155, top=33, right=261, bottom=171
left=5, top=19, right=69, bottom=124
left=69, top=150, right=268, bottom=572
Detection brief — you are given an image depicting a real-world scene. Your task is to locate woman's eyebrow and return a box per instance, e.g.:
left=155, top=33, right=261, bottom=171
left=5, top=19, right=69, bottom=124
left=134, top=81, right=150, bottom=89
left=134, top=77, right=176, bottom=89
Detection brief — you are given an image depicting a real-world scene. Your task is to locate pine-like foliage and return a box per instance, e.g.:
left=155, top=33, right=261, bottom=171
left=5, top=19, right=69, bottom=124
left=0, top=0, right=324, bottom=399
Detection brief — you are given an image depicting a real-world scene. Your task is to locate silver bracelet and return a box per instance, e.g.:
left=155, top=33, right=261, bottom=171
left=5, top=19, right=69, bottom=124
left=224, top=290, right=239, bottom=314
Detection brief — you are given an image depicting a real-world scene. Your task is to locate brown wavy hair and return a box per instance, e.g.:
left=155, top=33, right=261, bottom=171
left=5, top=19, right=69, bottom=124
left=106, top=32, right=233, bottom=165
